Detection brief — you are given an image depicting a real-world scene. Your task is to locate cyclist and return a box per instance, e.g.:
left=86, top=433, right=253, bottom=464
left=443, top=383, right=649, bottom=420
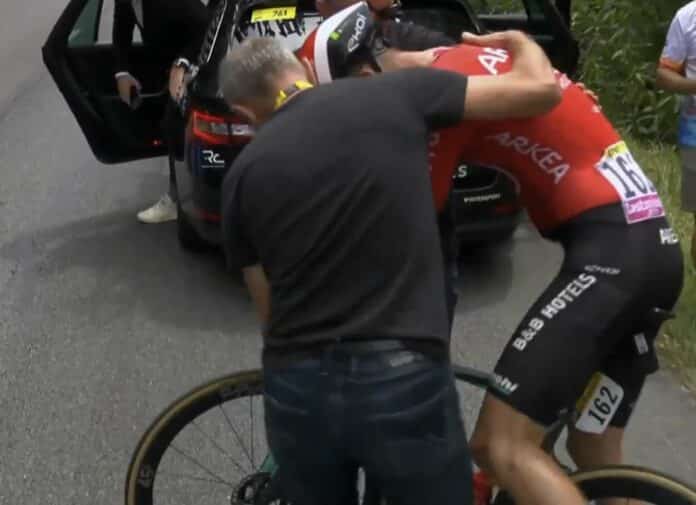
left=218, top=26, right=560, bottom=505
left=307, top=4, right=685, bottom=505
left=299, top=0, right=455, bottom=59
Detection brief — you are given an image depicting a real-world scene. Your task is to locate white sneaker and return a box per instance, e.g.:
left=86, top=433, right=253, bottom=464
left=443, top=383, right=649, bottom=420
left=137, top=194, right=177, bottom=224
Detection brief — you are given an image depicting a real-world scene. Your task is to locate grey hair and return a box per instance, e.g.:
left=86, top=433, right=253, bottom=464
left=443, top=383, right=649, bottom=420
left=220, top=37, right=305, bottom=110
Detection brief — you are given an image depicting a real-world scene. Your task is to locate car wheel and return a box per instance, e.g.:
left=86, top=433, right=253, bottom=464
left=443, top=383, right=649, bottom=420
left=177, top=201, right=211, bottom=252
left=458, top=222, right=518, bottom=256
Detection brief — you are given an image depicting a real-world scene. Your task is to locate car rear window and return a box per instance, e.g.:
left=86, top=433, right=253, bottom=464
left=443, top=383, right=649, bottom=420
left=231, top=7, right=322, bottom=52
left=467, top=0, right=526, bottom=15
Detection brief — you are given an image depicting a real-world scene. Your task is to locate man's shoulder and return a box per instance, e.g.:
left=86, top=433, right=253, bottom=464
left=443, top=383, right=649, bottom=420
left=675, top=1, right=696, bottom=25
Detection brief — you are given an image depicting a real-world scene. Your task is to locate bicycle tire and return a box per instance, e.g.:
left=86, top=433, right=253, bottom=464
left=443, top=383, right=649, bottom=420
left=491, top=465, right=696, bottom=505
left=452, top=364, right=496, bottom=391
left=571, top=465, right=696, bottom=504
left=125, top=369, right=263, bottom=505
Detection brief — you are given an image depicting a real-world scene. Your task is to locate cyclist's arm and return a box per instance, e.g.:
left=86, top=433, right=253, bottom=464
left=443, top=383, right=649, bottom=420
left=462, top=30, right=561, bottom=120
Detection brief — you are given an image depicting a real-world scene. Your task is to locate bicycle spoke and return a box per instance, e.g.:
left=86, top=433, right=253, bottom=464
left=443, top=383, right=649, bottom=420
left=169, top=443, right=238, bottom=487
left=158, top=470, right=236, bottom=487
left=190, top=419, right=248, bottom=474
left=218, top=403, right=255, bottom=468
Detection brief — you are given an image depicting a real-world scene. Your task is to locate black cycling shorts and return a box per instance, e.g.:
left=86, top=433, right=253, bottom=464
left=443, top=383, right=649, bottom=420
left=491, top=203, right=684, bottom=430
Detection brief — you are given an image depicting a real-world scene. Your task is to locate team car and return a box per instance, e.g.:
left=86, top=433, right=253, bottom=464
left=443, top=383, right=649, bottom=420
left=43, top=0, right=578, bottom=251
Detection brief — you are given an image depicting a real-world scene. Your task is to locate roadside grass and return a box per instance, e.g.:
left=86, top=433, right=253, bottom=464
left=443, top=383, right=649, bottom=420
left=623, top=135, right=696, bottom=391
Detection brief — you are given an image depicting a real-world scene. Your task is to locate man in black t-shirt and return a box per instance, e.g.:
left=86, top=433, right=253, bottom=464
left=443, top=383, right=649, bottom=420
left=219, top=21, right=559, bottom=505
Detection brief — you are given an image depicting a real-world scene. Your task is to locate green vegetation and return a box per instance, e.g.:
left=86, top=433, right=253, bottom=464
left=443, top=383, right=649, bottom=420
left=571, top=1, right=695, bottom=387
left=572, top=0, right=685, bottom=142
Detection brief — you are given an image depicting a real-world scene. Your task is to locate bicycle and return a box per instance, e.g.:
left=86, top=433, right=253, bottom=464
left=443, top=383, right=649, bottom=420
left=125, top=358, right=696, bottom=505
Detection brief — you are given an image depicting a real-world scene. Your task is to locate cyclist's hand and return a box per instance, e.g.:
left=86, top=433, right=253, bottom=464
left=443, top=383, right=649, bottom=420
left=116, top=73, right=142, bottom=106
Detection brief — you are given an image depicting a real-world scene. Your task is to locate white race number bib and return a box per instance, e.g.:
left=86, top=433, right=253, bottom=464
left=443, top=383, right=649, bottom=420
left=574, top=373, right=624, bottom=434
left=596, top=141, right=665, bottom=224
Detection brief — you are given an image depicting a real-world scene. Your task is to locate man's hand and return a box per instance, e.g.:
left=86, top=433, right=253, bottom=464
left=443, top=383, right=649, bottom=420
left=460, top=30, right=561, bottom=120
left=116, top=73, right=141, bottom=106
left=461, top=30, right=533, bottom=50
left=169, top=65, right=187, bottom=102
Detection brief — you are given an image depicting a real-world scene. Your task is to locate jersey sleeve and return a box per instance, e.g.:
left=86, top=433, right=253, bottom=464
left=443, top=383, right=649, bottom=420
left=660, top=12, right=688, bottom=73
left=384, top=67, right=468, bottom=130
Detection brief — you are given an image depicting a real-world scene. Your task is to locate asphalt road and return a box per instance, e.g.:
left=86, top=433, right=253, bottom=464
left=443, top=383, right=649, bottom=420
left=1, top=1, right=695, bottom=504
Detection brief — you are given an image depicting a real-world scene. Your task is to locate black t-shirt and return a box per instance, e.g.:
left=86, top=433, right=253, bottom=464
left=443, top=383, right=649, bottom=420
left=222, top=67, right=468, bottom=349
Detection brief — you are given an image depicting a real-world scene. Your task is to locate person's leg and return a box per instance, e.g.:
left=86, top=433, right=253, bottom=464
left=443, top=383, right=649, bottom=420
left=469, top=261, right=632, bottom=505
left=472, top=396, right=586, bottom=505
left=567, top=224, right=683, bottom=503
left=566, top=339, right=650, bottom=470
left=358, top=354, right=473, bottom=505
left=679, top=147, right=696, bottom=265
left=137, top=99, right=180, bottom=223
left=263, top=359, right=357, bottom=505
left=692, top=213, right=696, bottom=266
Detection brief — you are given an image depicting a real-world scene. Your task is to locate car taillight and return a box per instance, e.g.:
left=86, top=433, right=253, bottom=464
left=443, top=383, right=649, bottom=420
left=192, top=110, right=253, bottom=145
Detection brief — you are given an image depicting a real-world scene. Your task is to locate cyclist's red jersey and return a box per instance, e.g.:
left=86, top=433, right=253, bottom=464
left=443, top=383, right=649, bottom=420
left=430, top=45, right=664, bottom=231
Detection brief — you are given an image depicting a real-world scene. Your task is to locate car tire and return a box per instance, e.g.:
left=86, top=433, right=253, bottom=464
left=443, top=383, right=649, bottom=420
left=458, top=222, right=518, bottom=256
left=177, top=201, right=211, bottom=253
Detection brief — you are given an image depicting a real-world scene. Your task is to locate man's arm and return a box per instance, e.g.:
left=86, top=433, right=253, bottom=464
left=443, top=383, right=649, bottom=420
left=243, top=265, right=271, bottom=326
left=174, top=0, right=211, bottom=65
left=461, top=31, right=561, bottom=120
left=221, top=163, right=268, bottom=326
left=165, top=0, right=211, bottom=100
left=656, top=66, right=696, bottom=94
left=655, top=10, right=695, bottom=94
left=113, top=0, right=136, bottom=75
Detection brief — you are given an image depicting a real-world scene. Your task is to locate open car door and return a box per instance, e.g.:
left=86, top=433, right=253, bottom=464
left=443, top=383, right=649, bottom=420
left=42, top=0, right=173, bottom=164
left=467, top=0, right=579, bottom=76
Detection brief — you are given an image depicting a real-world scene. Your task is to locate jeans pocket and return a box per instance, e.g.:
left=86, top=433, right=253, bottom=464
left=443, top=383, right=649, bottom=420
left=263, top=391, right=311, bottom=454
left=366, top=375, right=467, bottom=479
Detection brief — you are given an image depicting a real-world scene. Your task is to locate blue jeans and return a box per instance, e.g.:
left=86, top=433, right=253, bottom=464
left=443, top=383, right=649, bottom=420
left=262, top=342, right=473, bottom=505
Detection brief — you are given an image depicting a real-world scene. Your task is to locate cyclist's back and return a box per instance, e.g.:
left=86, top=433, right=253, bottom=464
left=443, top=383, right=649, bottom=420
left=430, top=44, right=662, bottom=232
